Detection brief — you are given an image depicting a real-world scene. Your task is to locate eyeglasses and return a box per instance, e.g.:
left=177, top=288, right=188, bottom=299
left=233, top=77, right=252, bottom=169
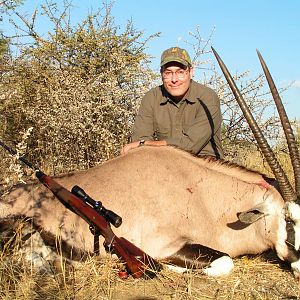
left=162, top=69, right=189, bottom=80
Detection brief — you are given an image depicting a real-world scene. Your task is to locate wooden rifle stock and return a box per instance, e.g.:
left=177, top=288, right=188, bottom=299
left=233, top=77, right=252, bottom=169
left=35, top=170, right=160, bottom=278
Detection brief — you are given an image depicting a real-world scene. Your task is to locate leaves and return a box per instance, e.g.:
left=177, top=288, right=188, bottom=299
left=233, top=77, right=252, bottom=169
left=0, top=1, right=158, bottom=177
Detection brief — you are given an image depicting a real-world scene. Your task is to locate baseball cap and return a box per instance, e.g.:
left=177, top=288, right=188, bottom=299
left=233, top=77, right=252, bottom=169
left=160, top=47, right=192, bottom=67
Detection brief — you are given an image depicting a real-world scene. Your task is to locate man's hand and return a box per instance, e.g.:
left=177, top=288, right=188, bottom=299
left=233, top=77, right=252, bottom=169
left=121, top=141, right=140, bottom=155
left=121, top=140, right=167, bottom=155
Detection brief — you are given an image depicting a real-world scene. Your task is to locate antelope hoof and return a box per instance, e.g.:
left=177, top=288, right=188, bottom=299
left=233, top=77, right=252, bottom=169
left=203, top=256, right=234, bottom=276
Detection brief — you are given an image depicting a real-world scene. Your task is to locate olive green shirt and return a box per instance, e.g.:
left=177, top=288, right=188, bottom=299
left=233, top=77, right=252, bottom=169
left=131, top=80, right=223, bottom=158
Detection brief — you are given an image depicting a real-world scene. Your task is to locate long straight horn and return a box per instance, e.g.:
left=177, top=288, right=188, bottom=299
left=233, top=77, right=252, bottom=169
left=211, top=46, right=297, bottom=202
left=257, top=50, right=300, bottom=201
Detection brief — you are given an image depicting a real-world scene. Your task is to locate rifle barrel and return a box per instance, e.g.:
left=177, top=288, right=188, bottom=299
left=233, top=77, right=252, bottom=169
left=0, top=140, right=37, bottom=171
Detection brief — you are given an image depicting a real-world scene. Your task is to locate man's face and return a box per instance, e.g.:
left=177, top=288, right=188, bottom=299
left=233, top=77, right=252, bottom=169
left=161, top=62, right=193, bottom=100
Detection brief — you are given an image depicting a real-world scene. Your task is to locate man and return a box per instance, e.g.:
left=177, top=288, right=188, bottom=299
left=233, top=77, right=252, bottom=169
left=122, top=47, right=223, bottom=158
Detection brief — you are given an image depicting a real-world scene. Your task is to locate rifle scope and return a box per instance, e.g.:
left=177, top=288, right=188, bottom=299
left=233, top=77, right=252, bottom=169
left=71, top=185, right=122, bottom=228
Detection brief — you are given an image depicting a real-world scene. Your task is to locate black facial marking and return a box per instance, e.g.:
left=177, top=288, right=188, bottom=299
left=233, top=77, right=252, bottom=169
left=286, top=219, right=296, bottom=248
left=285, top=218, right=300, bottom=263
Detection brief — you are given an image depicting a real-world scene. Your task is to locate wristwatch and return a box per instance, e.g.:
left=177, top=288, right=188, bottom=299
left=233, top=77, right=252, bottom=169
left=139, top=140, right=145, bottom=146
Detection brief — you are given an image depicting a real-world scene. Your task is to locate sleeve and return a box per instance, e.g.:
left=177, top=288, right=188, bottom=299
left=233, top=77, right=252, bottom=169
left=131, top=91, right=155, bottom=142
left=165, top=91, right=222, bottom=155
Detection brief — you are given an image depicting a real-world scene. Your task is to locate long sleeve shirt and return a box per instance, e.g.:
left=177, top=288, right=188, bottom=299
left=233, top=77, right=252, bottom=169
left=131, top=80, right=223, bottom=158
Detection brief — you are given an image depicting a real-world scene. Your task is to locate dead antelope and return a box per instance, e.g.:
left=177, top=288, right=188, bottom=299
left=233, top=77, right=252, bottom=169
left=1, top=49, right=300, bottom=278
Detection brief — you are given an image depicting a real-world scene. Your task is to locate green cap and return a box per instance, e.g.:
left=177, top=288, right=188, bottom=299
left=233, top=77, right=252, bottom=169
left=160, top=47, right=192, bottom=67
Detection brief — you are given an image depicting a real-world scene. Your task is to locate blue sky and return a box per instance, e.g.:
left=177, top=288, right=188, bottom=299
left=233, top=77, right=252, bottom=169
left=2, top=0, right=299, bottom=119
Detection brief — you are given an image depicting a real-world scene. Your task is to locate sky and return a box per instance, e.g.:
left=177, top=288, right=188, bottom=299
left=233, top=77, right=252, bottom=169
left=2, top=0, right=300, bottom=119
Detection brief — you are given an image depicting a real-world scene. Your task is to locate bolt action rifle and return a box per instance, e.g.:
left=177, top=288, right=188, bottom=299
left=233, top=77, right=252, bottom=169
left=0, top=140, right=160, bottom=278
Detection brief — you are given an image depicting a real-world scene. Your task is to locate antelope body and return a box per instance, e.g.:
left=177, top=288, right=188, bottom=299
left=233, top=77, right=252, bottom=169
left=0, top=146, right=299, bottom=276
left=1, top=49, right=300, bottom=278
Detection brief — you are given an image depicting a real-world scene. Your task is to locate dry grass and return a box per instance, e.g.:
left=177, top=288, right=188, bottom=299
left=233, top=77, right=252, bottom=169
left=1, top=251, right=299, bottom=300
left=232, top=146, right=295, bottom=184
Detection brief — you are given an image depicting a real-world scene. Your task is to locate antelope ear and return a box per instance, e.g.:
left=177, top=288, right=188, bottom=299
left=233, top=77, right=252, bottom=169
left=237, top=204, right=267, bottom=224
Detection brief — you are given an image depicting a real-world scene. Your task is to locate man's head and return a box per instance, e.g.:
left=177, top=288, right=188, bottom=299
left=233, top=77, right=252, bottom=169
left=160, top=47, right=194, bottom=101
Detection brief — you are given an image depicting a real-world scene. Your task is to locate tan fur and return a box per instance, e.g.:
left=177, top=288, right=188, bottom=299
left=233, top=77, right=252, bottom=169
left=0, top=146, right=286, bottom=262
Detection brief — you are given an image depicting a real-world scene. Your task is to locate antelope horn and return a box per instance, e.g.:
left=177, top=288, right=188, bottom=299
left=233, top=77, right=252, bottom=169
left=211, top=46, right=297, bottom=202
left=257, top=50, right=300, bottom=202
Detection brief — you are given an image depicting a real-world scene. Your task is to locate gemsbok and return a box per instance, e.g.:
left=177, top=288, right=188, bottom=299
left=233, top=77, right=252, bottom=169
left=0, top=48, right=300, bottom=278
